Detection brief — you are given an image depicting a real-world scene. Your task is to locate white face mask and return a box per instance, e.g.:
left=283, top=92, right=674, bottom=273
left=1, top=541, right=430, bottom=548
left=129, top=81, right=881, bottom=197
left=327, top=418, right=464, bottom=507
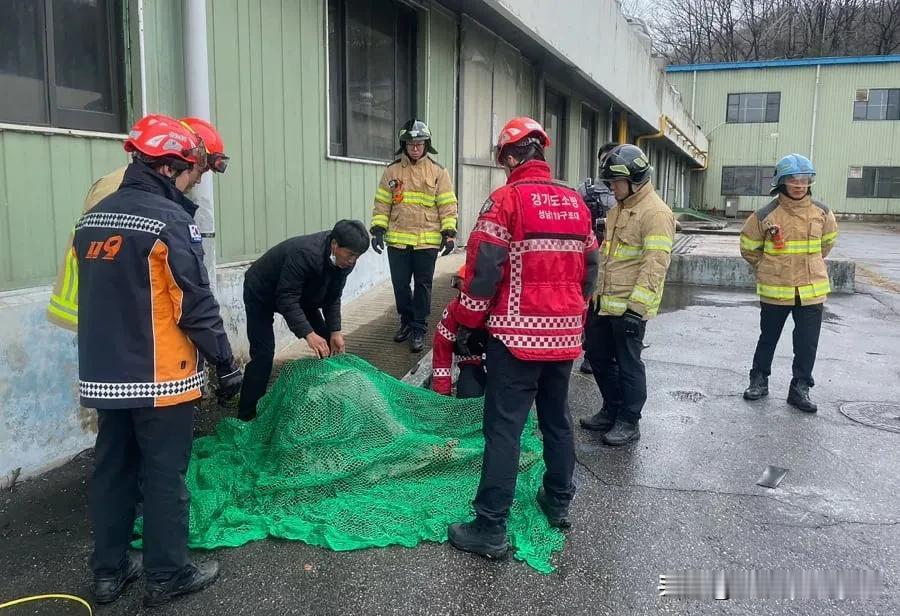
left=329, top=251, right=337, bottom=266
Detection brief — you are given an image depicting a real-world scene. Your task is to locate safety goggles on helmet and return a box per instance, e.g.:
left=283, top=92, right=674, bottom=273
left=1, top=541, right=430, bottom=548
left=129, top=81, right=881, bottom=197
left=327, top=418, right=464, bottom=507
left=206, top=152, right=229, bottom=173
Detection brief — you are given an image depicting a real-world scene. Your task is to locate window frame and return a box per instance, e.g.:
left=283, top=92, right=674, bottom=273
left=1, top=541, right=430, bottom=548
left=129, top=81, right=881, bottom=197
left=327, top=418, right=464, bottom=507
left=325, top=0, right=418, bottom=164
left=720, top=165, right=774, bottom=196
left=846, top=166, right=900, bottom=199
left=853, top=88, right=900, bottom=121
left=543, top=87, right=568, bottom=180
left=0, top=0, right=125, bottom=134
left=725, top=92, right=780, bottom=124
left=579, top=105, right=599, bottom=181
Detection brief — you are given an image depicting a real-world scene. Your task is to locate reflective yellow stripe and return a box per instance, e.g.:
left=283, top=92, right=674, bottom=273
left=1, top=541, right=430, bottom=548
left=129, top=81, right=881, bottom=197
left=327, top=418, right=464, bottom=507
left=629, top=285, right=658, bottom=306
left=599, top=295, right=628, bottom=315
left=401, top=192, right=439, bottom=207
left=371, top=214, right=389, bottom=229
left=613, top=244, right=642, bottom=260
left=757, top=279, right=831, bottom=300
left=440, top=217, right=457, bottom=231
left=436, top=191, right=457, bottom=206
left=384, top=230, right=443, bottom=247
left=740, top=234, right=764, bottom=251
left=375, top=188, right=391, bottom=205
left=822, top=231, right=838, bottom=244
left=602, top=242, right=611, bottom=256
left=48, top=298, right=78, bottom=325
left=764, top=239, right=822, bottom=255
left=643, top=235, right=672, bottom=252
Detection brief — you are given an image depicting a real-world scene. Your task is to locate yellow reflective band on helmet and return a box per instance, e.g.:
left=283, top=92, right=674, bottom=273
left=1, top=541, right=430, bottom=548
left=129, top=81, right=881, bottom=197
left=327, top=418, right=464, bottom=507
left=375, top=188, right=392, bottom=205
left=599, top=295, right=628, bottom=315
left=440, top=217, right=457, bottom=232
left=740, top=234, right=764, bottom=251
left=643, top=235, right=673, bottom=253
left=436, top=191, right=457, bottom=206
left=609, top=164, right=630, bottom=176
left=822, top=231, right=838, bottom=244
left=764, top=239, right=822, bottom=255
left=371, top=214, right=389, bottom=229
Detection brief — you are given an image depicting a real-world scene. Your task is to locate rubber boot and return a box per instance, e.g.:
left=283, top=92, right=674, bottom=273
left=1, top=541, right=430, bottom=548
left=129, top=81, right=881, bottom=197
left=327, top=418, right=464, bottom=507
left=93, top=553, right=143, bottom=604
left=602, top=419, right=641, bottom=446
left=579, top=405, right=616, bottom=432
left=787, top=379, right=817, bottom=413
left=447, top=518, right=509, bottom=560
left=143, top=561, right=220, bottom=608
left=536, top=487, right=571, bottom=529
left=743, top=372, right=769, bottom=400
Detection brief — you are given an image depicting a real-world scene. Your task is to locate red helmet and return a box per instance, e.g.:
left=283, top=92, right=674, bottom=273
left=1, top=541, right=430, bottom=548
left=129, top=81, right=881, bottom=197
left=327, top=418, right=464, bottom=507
left=181, top=116, right=229, bottom=173
left=124, top=115, right=206, bottom=169
left=495, top=116, right=551, bottom=164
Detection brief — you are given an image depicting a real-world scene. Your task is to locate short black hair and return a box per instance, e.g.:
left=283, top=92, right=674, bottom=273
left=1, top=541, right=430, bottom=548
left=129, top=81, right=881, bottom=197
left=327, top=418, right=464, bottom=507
left=501, top=142, right=546, bottom=164
left=332, top=219, right=370, bottom=254
left=598, top=141, right=618, bottom=162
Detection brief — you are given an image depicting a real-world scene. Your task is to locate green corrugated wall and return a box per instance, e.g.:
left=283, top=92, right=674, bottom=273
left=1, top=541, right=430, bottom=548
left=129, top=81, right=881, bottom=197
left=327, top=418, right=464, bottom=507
left=669, top=62, right=900, bottom=215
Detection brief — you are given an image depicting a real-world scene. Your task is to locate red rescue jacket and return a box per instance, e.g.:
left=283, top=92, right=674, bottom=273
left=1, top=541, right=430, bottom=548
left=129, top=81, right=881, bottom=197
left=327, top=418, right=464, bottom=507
left=455, top=160, right=599, bottom=361
left=431, top=298, right=483, bottom=395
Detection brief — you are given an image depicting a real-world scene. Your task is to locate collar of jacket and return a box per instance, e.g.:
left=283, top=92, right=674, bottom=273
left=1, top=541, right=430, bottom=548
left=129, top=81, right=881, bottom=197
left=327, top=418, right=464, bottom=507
left=120, top=160, right=200, bottom=218
left=507, top=159, right=552, bottom=184
left=777, top=193, right=812, bottom=210
left=620, top=180, right=654, bottom=208
left=399, top=152, right=430, bottom=168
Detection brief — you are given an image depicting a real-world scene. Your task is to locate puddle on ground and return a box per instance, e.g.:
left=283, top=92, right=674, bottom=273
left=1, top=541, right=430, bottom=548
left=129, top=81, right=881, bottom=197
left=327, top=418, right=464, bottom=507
left=659, top=284, right=759, bottom=313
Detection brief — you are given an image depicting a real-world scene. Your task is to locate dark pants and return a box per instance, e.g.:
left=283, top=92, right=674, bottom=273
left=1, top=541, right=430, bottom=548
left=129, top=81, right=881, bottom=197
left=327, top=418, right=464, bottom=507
left=90, top=403, right=194, bottom=582
left=457, top=364, right=486, bottom=399
left=751, top=299, right=824, bottom=386
left=585, top=314, right=647, bottom=423
left=238, top=286, right=329, bottom=419
left=387, top=246, right=438, bottom=334
left=474, top=339, right=575, bottom=525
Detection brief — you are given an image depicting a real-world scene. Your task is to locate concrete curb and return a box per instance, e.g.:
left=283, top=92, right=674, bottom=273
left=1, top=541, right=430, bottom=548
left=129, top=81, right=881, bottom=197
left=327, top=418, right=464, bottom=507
left=667, top=254, right=856, bottom=293
left=401, top=349, right=433, bottom=388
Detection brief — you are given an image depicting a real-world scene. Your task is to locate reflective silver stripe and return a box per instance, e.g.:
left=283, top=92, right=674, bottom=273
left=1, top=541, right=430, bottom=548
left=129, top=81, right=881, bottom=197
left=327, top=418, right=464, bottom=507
left=80, top=372, right=206, bottom=399
left=510, top=238, right=585, bottom=253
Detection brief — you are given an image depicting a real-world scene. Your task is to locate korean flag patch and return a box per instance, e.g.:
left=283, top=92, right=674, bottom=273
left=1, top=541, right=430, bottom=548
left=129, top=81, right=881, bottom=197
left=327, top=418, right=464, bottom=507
left=188, top=224, right=203, bottom=243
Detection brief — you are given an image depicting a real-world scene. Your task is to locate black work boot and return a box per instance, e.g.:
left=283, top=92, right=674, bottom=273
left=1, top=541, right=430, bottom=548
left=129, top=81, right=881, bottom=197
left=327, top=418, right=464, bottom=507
left=393, top=323, right=412, bottom=342
left=143, top=560, right=220, bottom=608
left=743, top=372, right=769, bottom=400
left=602, top=419, right=641, bottom=446
left=410, top=331, right=425, bottom=353
left=93, top=553, right=143, bottom=604
left=579, top=405, right=616, bottom=432
left=787, top=380, right=817, bottom=413
left=447, top=518, right=509, bottom=560
left=579, top=356, right=593, bottom=374
left=536, top=487, right=571, bottom=529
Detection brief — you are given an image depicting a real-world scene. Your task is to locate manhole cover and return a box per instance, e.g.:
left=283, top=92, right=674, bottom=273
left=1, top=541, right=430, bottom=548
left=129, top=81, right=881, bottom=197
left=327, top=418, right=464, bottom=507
left=669, top=390, right=706, bottom=403
left=840, top=402, right=900, bottom=433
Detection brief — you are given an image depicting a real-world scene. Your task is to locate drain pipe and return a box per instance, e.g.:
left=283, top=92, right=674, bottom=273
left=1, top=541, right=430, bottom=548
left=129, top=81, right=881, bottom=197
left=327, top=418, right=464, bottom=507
left=137, top=0, right=148, bottom=115
left=183, top=0, right=217, bottom=290
left=809, top=63, right=821, bottom=161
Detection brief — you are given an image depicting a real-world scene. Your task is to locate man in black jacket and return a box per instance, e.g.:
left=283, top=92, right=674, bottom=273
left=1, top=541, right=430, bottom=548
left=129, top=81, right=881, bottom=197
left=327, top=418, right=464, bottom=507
left=237, top=220, right=370, bottom=420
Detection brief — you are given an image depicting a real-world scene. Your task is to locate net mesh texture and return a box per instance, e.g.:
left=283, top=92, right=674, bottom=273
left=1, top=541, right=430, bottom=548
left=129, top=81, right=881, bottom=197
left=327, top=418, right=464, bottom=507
left=135, top=354, right=565, bottom=573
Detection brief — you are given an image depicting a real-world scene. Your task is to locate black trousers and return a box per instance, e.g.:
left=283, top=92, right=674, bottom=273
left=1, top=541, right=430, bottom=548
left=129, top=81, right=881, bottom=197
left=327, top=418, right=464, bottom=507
left=457, top=363, right=486, bottom=399
left=585, top=314, right=647, bottom=423
left=387, top=246, right=438, bottom=334
left=238, top=286, right=329, bottom=419
left=474, top=339, right=575, bottom=525
left=751, top=299, right=824, bottom=386
left=90, top=403, right=194, bottom=582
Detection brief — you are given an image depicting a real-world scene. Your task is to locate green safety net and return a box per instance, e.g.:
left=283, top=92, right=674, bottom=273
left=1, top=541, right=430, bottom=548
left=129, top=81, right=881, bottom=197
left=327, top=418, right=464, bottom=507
left=135, top=354, right=565, bottom=573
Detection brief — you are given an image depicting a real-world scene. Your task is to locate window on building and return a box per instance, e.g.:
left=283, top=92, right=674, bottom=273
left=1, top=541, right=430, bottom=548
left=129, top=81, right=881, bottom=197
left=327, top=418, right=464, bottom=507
left=721, top=166, right=774, bottom=196
left=726, top=92, right=780, bottom=123
left=579, top=106, right=598, bottom=181
left=544, top=88, right=567, bottom=179
left=0, top=0, right=124, bottom=132
left=853, top=89, right=900, bottom=121
left=847, top=166, right=900, bottom=198
left=327, top=0, right=417, bottom=161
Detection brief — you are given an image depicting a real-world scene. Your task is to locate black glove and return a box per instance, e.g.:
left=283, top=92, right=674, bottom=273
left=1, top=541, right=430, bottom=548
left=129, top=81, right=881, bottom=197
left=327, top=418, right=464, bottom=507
left=621, top=309, right=644, bottom=338
left=370, top=228, right=385, bottom=254
left=455, top=326, right=489, bottom=356
left=215, top=358, right=243, bottom=400
left=439, top=231, right=456, bottom=256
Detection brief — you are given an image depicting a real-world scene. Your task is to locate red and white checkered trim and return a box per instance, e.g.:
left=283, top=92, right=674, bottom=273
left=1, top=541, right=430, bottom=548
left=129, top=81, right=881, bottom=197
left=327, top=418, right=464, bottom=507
left=437, top=322, right=456, bottom=341
left=432, top=368, right=452, bottom=378
left=457, top=355, right=482, bottom=364
left=510, top=238, right=586, bottom=254
left=472, top=220, right=512, bottom=243
left=507, top=252, right=523, bottom=316
left=487, top=314, right=583, bottom=329
left=460, top=293, right=491, bottom=312
left=494, top=333, right=582, bottom=349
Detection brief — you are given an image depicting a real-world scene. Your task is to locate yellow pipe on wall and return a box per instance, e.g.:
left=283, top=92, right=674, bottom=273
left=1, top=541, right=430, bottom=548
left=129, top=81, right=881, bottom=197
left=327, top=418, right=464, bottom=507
left=617, top=112, right=628, bottom=144
left=636, top=115, right=668, bottom=148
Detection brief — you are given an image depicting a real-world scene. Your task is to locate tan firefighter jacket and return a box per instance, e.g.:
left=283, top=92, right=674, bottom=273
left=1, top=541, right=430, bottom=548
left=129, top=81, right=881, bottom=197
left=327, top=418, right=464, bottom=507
left=740, top=194, right=838, bottom=306
left=595, top=181, right=676, bottom=318
left=47, top=166, right=127, bottom=331
left=371, top=154, right=457, bottom=249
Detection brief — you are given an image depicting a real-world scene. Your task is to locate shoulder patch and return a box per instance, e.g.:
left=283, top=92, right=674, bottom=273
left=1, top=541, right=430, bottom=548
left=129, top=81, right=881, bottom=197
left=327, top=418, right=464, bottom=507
left=756, top=198, right=780, bottom=221
left=479, top=197, right=495, bottom=215
left=188, top=224, right=203, bottom=243
left=812, top=199, right=830, bottom=213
